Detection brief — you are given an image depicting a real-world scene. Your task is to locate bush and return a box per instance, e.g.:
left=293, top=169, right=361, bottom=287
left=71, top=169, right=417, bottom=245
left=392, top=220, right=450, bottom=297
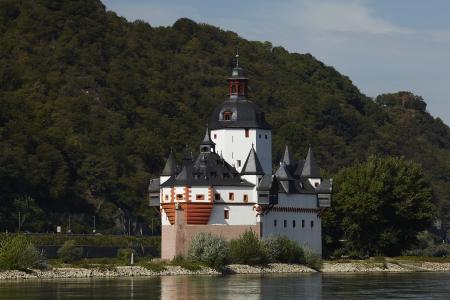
left=403, top=244, right=450, bottom=257
left=58, top=240, right=82, bottom=263
left=229, top=230, right=267, bottom=265
left=188, top=232, right=229, bottom=269
left=263, top=235, right=305, bottom=264
left=0, top=235, right=46, bottom=270
left=139, top=260, right=167, bottom=272
left=170, top=255, right=203, bottom=271
left=117, top=248, right=137, bottom=265
left=303, top=247, right=323, bottom=270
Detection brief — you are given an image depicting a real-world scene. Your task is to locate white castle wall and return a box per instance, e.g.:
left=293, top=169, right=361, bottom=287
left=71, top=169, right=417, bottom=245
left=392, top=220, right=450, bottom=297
left=261, top=193, right=322, bottom=255
left=211, top=128, right=272, bottom=174
left=209, top=203, right=257, bottom=225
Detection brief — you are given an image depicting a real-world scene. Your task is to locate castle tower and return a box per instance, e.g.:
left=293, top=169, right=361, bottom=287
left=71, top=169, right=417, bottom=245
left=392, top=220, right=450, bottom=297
left=210, top=53, right=272, bottom=174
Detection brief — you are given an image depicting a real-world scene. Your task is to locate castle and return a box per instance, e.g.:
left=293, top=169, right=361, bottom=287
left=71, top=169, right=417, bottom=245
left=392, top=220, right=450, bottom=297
left=149, top=55, right=332, bottom=259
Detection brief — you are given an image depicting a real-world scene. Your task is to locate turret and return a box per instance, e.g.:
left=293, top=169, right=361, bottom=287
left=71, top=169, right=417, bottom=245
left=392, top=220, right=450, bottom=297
left=241, top=144, right=264, bottom=185
left=301, top=146, right=321, bottom=188
left=160, top=149, right=176, bottom=184
left=209, top=53, right=272, bottom=174
left=199, top=126, right=215, bottom=153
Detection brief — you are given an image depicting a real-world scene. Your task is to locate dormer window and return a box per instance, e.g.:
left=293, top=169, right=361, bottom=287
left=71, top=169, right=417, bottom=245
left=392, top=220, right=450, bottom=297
left=223, top=111, right=232, bottom=121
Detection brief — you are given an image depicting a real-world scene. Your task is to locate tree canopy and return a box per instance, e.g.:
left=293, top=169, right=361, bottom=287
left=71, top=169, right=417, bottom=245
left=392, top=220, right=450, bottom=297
left=323, top=156, right=436, bottom=256
left=0, top=0, right=449, bottom=236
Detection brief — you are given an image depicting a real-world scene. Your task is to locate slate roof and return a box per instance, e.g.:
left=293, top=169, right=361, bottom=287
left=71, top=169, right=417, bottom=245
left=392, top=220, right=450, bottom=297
left=209, top=64, right=271, bottom=130
left=200, top=127, right=215, bottom=146
left=293, top=159, right=305, bottom=177
left=316, top=178, right=333, bottom=193
left=301, top=146, right=321, bottom=178
left=281, top=145, right=294, bottom=166
left=241, top=146, right=264, bottom=175
left=148, top=178, right=160, bottom=193
left=210, top=98, right=271, bottom=130
left=256, top=174, right=273, bottom=191
left=274, top=162, right=295, bottom=181
left=161, top=151, right=253, bottom=187
left=161, top=149, right=177, bottom=176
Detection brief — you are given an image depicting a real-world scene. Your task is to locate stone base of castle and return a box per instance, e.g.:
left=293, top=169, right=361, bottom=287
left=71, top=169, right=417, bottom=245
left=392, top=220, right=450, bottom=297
left=161, top=223, right=262, bottom=260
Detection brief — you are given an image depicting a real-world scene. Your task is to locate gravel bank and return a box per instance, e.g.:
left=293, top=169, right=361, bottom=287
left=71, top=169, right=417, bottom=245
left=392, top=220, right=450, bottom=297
left=322, top=261, right=450, bottom=273
left=1, top=261, right=448, bottom=280
left=0, top=264, right=314, bottom=281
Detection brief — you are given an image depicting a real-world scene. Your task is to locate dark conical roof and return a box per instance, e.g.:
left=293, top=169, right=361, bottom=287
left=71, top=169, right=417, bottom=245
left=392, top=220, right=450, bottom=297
left=294, top=160, right=305, bottom=177
left=161, top=149, right=176, bottom=176
left=241, top=145, right=264, bottom=175
left=301, top=146, right=321, bottom=178
left=281, top=144, right=293, bottom=166
left=201, top=126, right=215, bottom=146
left=274, top=162, right=295, bottom=181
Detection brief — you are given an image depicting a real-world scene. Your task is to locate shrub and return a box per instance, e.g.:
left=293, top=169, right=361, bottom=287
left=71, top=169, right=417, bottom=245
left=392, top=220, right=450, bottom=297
left=403, top=244, right=450, bottom=257
left=58, top=240, right=82, bottom=263
left=117, top=248, right=137, bottom=265
left=0, top=235, right=46, bottom=270
left=170, top=255, right=203, bottom=271
left=229, top=230, right=267, bottom=265
left=139, top=260, right=167, bottom=272
left=263, top=235, right=305, bottom=264
left=303, top=247, right=323, bottom=270
left=428, top=244, right=450, bottom=257
left=188, top=232, right=229, bottom=269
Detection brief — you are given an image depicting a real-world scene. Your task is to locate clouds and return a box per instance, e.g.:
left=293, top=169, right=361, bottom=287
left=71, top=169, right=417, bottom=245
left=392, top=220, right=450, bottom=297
left=102, top=0, right=450, bottom=124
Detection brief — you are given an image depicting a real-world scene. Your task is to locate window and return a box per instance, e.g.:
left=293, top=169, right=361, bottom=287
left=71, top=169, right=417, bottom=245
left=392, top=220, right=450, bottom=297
left=224, top=210, right=229, bottom=220
left=176, top=194, right=183, bottom=200
left=237, top=160, right=241, bottom=167
left=245, top=129, right=249, bottom=138
left=165, top=195, right=168, bottom=201
left=315, top=182, right=319, bottom=187
left=274, top=220, right=277, bottom=227
left=259, top=134, right=261, bottom=138
left=229, top=193, right=234, bottom=201
left=196, top=194, right=205, bottom=200
left=223, top=111, right=232, bottom=120
left=284, top=220, right=287, bottom=228
left=215, top=193, right=221, bottom=201
left=293, top=220, right=296, bottom=228
left=213, top=134, right=217, bottom=139
left=265, top=134, right=268, bottom=139
left=311, top=221, right=314, bottom=228
left=243, top=194, right=248, bottom=203
left=302, top=220, right=305, bottom=228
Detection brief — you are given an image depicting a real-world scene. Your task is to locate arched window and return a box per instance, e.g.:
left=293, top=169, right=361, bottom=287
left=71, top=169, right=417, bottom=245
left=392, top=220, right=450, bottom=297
left=223, top=111, right=232, bottom=120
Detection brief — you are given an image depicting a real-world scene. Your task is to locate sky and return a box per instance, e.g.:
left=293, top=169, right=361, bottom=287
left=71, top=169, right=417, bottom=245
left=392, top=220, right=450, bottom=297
left=103, top=0, right=450, bottom=125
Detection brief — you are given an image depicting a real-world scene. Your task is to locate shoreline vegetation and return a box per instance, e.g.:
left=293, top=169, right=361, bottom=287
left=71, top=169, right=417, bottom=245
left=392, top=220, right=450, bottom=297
left=1, top=259, right=450, bottom=281
left=1, top=234, right=449, bottom=281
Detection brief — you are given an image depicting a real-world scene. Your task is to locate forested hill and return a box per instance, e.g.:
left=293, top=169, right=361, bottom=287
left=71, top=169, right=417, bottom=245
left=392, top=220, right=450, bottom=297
left=1, top=0, right=449, bottom=234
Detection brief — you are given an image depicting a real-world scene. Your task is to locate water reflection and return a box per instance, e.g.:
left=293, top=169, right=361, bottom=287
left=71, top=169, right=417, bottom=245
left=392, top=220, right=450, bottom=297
left=160, top=273, right=322, bottom=300
left=0, top=272, right=450, bottom=299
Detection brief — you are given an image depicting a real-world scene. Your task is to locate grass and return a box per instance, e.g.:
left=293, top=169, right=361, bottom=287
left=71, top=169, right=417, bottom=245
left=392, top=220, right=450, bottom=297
left=138, top=260, right=167, bottom=272
left=170, top=256, right=204, bottom=271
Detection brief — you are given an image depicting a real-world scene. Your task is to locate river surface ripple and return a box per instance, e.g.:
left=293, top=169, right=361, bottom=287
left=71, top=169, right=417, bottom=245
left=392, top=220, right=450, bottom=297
left=1, top=272, right=450, bottom=299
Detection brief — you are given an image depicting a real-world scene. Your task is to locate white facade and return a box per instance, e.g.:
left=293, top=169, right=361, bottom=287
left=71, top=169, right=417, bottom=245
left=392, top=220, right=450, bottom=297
left=261, top=194, right=322, bottom=254
left=211, top=128, right=272, bottom=174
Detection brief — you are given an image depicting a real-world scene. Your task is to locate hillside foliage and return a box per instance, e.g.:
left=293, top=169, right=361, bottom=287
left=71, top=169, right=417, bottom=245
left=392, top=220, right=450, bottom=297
left=0, top=0, right=449, bottom=236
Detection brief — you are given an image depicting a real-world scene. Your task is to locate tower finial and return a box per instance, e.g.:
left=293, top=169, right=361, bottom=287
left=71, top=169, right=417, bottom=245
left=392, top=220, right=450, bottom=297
left=235, top=49, right=239, bottom=67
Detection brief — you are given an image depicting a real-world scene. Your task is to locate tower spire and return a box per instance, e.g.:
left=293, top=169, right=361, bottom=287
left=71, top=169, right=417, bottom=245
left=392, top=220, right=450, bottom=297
left=228, top=52, right=248, bottom=98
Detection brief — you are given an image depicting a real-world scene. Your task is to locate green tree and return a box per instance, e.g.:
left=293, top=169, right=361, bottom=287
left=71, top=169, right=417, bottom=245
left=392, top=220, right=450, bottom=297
left=323, top=156, right=436, bottom=256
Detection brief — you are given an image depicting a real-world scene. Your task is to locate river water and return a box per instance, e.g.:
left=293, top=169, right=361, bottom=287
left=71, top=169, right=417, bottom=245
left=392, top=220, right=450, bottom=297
left=1, top=272, right=450, bottom=299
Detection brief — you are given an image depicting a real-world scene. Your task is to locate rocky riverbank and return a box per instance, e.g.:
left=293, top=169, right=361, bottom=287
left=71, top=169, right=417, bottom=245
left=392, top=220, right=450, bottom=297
left=1, top=261, right=449, bottom=280
left=322, top=261, right=450, bottom=273
left=0, top=264, right=314, bottom=280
